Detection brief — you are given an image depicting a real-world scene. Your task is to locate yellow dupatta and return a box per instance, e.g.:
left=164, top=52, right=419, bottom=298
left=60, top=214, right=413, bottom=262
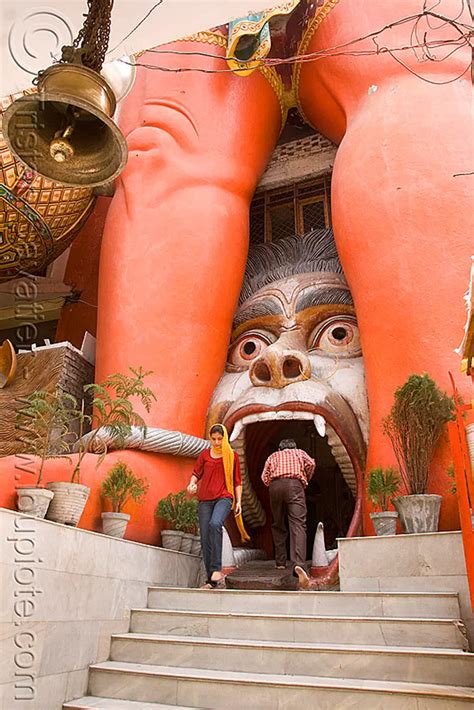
left=211, top=423, right=250, bottom=543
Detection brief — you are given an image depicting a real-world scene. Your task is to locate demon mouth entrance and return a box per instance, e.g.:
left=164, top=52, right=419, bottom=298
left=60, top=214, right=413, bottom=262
left=243, top=419, right=356, bottom=560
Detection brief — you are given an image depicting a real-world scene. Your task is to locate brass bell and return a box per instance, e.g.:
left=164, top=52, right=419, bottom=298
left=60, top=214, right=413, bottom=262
left=3, top=64, right=128, bottom=188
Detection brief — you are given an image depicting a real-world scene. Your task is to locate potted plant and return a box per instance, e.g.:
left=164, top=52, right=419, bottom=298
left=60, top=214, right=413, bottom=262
left=46, top=366, right=156, bottom=526
left=100, top=460, right=149, bottom=538
left=367, top=467, right=400, bottom=536
left=156, top=491, right=189, bottom=551
left=186, top=497, right=201, bottom=555
left=383, top=373, right=455, bottom=533
left=191, top=527, right=201, bottom=556
left=180, top=496, right=199, bottom=553
left=15, top=390, right=76, bottom=518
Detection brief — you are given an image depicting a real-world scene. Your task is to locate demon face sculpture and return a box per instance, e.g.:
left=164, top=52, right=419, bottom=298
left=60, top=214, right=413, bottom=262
left=207, top=228, right=368, bottom=550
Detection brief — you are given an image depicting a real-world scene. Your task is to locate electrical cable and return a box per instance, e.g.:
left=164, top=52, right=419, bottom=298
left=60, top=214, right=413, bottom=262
left=120, top=36, right=472, bottom=86
left=106, top=0, right=164, bottom=55
left=112, top=3, right=472, bottom=87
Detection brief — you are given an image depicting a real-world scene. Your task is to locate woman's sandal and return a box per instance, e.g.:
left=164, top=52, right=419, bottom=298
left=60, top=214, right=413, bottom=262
left=200, top=582, right=214, bottom=589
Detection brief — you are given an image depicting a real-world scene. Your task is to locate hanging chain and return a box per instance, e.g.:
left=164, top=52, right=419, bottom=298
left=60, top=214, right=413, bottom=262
left=61, top=0, right=114, bottom=72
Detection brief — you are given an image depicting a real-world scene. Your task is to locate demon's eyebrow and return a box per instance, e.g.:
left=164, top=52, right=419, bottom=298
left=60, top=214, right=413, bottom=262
left=295, top=287, right=353, bottom=313
left=233, top=298, right=283, bottom=328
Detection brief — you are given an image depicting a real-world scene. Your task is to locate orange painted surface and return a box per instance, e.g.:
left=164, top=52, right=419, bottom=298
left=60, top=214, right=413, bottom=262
left=95, top=42, right=281, bottom=434
left=448, top=392, right=474, bottom=610
left=0, top=451, right=195, bottom=545
left=298, top=0, right=473, bottom=532
left=16, top=41, right=281, bottom=542
left=5, top=7, right=472, bottom=545
left=55, top=197, right=110, bottom=348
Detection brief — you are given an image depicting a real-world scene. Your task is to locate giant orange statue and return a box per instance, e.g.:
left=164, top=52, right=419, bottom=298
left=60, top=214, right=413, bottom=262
left=0, top=0, right=472, bottom=549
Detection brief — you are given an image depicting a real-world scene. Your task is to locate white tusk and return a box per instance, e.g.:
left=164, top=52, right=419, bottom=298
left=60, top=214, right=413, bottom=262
left=229, top=420, right=244, bottom=442
left=312, top=521, right=330, bottom=567
left=314, top=415, right=326, bottom=438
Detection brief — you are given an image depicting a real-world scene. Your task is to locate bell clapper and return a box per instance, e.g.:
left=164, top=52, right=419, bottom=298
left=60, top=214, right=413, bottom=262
left=49, top=107, right=79, bottom=163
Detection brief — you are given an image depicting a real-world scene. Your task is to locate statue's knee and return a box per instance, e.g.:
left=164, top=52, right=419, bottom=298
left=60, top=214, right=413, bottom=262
left=126, top=99, right=200, bottom=157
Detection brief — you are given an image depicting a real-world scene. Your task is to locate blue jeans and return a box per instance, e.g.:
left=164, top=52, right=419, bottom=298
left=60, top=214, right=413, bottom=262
left=198, top=497, right=232, bottom=579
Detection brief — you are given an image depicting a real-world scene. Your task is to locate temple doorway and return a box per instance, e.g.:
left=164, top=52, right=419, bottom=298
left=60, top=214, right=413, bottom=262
left=244, top=420, right=356, bottom=561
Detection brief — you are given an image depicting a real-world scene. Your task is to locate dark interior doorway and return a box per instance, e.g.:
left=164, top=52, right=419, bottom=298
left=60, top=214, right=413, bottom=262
left=245, top=420, right=355, bottom=560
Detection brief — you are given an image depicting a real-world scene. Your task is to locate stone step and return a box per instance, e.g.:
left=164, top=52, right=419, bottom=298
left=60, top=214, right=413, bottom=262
left=147, top=587, right=461, bottom=619
left=130, top=608, right=468, bottom=649
left=64, top=697, right=193, bottom=709
left=224, top=561, right=299, bottom=590
left=87, top=661, right=474, bottom=709
left=110, top=633, right=474, bottom=686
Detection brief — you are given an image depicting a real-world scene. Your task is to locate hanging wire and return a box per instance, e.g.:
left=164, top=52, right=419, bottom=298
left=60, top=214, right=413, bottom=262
left=106, top=0, right=163, bottom=55
left=119, top=38, right=471, bottom=86
left=111, top=2, right=472, bottom=87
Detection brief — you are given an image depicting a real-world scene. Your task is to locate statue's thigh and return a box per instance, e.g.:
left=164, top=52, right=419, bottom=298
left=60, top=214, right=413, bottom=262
left=96, top=44, right=282, bottom=433
left=297, top=2, right=472, bottom=464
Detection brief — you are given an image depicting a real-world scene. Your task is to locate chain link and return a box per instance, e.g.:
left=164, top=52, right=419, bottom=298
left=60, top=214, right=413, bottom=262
left=64, top=0, right=114, bottom=72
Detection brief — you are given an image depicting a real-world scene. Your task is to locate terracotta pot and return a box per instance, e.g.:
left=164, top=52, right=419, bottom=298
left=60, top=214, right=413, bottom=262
left=161, top=529, right=184, bottom=551
left=16, top=486, right=54, bottom=519
left=369, top=511, right=398, bottom=536
left=45, top=482, right=90, bottom=526
left=393, top=494, right=442, bottom=534
left=101, top=512, right=130, bottom=538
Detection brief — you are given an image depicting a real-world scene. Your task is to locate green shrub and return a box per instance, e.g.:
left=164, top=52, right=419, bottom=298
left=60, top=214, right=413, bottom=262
left=383, top=374, right=454, bottom=495
left=156, top=492, right=199, bottom=533
left=156, top=491, right=185, bottom=531
left=16, top=389, right=78, bottom=486
left=73, top=366, right=156, bottom=483
left=367, top=467, right=400, bottom=511
left=101, top=461, right=149, bottom=513
left=181, top=497, right=199, bottom=534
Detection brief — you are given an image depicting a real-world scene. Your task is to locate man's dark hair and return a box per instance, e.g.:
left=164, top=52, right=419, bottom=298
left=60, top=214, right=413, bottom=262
left=278, top=438, right=297, bottom=451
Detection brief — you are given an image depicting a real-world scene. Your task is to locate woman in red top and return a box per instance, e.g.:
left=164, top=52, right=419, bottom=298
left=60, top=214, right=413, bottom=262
left=187, top=424, right=246, bottom=588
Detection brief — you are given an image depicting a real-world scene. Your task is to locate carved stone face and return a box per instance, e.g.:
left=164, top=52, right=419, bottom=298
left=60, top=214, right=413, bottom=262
left=207, top=268, right=369, bottom=535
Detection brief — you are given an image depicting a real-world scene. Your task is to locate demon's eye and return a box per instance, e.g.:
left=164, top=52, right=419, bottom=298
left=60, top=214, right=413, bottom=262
left=308, top=317, right=361, bottom=357
left=228, top=331, right=275, bottom=367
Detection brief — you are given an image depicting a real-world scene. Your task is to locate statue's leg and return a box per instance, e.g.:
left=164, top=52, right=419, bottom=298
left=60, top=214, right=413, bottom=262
left=298, top=2, right=472, bottom=520
left=0, top=39, right=283, bottom=540
left=58, top=40, right=280, bottom=541
left=98, top=40, right=281, bottom=434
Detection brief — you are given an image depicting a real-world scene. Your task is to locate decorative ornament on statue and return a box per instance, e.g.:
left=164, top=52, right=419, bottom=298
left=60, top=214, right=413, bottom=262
left=3, top=0, right=128, bottom=188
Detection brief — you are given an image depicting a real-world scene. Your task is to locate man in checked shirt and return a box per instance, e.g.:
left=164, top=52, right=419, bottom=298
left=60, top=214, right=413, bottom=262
left=262, top=438, right=316, bottom=589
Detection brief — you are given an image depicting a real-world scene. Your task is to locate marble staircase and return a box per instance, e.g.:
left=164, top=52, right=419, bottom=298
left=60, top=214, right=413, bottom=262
left=64, top=586, right=474, bottom=709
